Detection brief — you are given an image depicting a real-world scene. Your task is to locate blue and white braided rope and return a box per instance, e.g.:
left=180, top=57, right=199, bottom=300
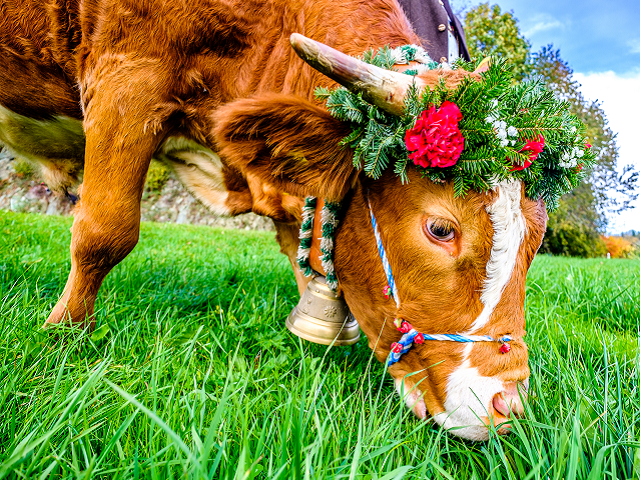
left=368, top=200, right=400, bottom=308
left=420, top=333, right=513, bottom=343
left=387, top=323, right=513, bottom=366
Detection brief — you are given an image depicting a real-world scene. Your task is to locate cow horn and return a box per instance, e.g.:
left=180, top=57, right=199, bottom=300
left=290, top=33, right=424, bottom=116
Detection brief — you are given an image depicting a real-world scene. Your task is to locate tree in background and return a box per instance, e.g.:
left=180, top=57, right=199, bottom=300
left=463, top=3, right=531, bottom=81
left=602, top=235, right=636, bottom=259
left=531, top=46, right=638, bottom=218
left=463, top=3, right=639, bottom=257
left=530, top=47, right=638, bottom=256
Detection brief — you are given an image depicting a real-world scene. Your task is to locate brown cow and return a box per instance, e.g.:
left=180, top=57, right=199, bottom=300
left=0, top=0, right=547, bottom=440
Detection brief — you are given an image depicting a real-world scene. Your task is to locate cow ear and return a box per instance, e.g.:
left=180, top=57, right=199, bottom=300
left=213, top=93, right=358, bottom=201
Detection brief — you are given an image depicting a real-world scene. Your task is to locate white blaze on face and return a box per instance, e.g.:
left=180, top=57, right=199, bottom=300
left=435, top=179, right=526, bottom=441
left=434, top=344, right=505, bottom=440
left=471, top=179, right=527, bottom=332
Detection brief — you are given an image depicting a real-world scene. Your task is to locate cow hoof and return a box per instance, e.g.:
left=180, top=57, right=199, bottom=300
left=42, top=319, right=94, bottom=333
left=395, top=378, right=427, bottom=419
left=43, top=303, right=95, bottom=332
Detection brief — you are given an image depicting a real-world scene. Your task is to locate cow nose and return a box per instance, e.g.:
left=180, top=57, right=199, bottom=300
left=491, top=380, right=529, bottom=419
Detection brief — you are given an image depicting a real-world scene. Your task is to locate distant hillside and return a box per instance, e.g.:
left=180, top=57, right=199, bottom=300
left=0, top=148, right=273, bottom=231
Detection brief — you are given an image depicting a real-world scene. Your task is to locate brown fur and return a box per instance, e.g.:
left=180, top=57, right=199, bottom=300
left=0, top=0, right=548, bottom=428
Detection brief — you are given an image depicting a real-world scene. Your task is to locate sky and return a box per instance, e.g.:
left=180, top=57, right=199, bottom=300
left=455, top=0, right=640, bottom=234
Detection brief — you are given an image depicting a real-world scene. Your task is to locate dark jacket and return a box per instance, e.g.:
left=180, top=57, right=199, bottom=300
left=397, top=0, right=471, bottom=62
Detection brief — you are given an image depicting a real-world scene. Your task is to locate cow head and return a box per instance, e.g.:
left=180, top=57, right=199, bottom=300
left=336, top=171, right=546, bottom=440
left=213, top=36, right=548, bottom=441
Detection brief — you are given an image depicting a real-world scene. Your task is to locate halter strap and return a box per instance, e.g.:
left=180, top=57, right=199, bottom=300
left=366, top=199, right=513, bottom=366
left=368, top=200, right=400, bottom=308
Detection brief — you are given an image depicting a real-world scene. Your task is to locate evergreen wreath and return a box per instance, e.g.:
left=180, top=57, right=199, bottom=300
left=314, top=45, right=596, bottom=210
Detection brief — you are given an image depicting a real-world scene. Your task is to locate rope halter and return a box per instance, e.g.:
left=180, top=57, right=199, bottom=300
left=367, top=199, right=513, bottom=367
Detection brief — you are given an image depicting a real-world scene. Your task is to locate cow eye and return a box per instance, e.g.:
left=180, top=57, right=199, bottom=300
left=426, top=218, right=455, bottom=241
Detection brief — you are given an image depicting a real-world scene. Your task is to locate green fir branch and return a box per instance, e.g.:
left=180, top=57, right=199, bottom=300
left=314, top=45, right=591, bottom=206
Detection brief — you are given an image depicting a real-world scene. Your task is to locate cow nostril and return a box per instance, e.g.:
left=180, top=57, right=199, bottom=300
left=492, top=382, right=528, bottom=419
left=492, top=393, right=512, bottom=418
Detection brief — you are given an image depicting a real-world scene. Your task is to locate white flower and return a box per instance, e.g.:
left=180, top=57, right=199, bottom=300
left=511, top=139, right=516, bottom=146
left=497, top=129, right=508, bottom=140
left=576, top=149, right=584, bottom=158
left=499, top=121, right=507, bottom=130
left=500, top=138, right=509, bottom=147
left=507, top=126, right=518, bottom=137
left=570, top=126, right=577, bottom=134
left=490, top=99, right=499, bottom=108
left=486, top=115, right=496, bottom=123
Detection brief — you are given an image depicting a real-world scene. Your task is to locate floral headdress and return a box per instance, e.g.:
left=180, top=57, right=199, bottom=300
left=314, top=45, right=595, bottom=209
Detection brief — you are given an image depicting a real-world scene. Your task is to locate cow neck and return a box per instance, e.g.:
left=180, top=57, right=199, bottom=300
left=365, top=195, right=514, bottom=367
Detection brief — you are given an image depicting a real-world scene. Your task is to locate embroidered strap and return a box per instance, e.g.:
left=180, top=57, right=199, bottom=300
left=297, top=197, right=317, bottom=277
left=296, top=196, right=341, bottom=290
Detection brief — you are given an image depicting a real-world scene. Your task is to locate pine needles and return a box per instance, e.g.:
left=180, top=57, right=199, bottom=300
left=316, top=48, right=596, bottom=208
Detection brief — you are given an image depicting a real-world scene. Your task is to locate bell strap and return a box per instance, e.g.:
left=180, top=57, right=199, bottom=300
left=309, top=198, right=327, bottom=276
left=296, top=197, right=341, bottom=290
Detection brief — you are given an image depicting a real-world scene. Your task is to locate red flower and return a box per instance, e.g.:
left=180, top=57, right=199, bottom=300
left=575, top=143, right=590, bottom=171
left=398, top=321, right=413, bottom=334
left=510, top=135, right=545, bottom=171
left=405, top=101, right=464, bottom=168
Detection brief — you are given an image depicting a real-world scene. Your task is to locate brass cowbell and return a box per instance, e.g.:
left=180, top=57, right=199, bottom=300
left=286, top=275, right=360, bottom=346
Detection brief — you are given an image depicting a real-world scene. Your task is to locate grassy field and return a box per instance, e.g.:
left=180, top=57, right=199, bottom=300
left=0, top=209, right=639, bottom=479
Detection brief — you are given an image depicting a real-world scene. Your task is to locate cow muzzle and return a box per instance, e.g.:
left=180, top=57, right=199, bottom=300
left=440, top=380, right=529, bottom=441
left=412, top=364, right=530, bottom=441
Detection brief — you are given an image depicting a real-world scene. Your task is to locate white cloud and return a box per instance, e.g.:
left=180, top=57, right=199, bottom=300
left=628, top=39, right=640, bottom=54
left=522, top=14, right=563, bottom=38
left=524, top=20, right=563, bottom=37
left=574, top=69, right=640, bottom=233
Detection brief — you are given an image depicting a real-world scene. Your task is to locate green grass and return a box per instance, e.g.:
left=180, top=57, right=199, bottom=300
left=0, top=210, right=639, bottom=479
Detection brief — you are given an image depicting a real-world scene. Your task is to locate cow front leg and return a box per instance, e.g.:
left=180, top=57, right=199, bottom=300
left=45, top=62, right=167, bottom=328
left=45, top=195, right=144, bottom=329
